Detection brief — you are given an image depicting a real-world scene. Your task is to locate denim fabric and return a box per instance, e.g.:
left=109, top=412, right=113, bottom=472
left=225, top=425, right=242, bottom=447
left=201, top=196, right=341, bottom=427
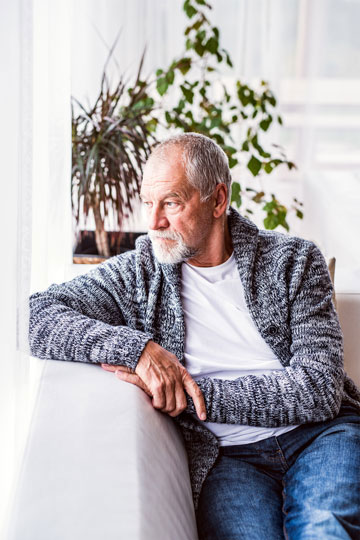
left=196, top=405, right=360, bottom=539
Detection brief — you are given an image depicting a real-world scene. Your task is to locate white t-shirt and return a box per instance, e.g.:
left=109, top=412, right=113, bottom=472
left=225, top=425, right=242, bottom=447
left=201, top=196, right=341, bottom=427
left=181, top=252, right=297, bottom=445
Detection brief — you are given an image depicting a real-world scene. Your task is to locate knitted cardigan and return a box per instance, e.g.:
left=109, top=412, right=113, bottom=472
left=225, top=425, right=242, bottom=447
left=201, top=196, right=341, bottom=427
left=29, top=208, right=360, bottom=510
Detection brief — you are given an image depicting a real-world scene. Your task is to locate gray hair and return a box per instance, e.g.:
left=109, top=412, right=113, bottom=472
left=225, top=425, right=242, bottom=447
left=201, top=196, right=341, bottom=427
left=149, top=133, right=232, bottom=207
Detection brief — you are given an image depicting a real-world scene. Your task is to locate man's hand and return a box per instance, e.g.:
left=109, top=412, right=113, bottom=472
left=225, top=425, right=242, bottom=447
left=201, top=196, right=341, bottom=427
left=101, top=364, right=153, bottom=396
left=101, top=340, right=206, bottom=421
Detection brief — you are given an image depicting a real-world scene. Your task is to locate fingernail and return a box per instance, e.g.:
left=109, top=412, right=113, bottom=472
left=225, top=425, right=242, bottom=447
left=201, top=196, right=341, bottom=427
left=200, top=413, right=206, bottom=421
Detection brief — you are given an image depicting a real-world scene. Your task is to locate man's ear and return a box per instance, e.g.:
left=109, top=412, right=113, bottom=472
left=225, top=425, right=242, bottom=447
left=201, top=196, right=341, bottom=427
left=213, top=183, right=228, bottom=218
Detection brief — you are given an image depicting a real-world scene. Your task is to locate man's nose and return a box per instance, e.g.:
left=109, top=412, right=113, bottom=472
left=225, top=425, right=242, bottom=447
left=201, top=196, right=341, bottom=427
left=148, top=205, right=169, bottom=230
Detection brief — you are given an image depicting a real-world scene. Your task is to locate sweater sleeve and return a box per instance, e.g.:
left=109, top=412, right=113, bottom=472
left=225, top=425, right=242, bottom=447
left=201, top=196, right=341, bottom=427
left=186, top=244, right=345, bottom=426
left=29, top=253, right=152, bottom=371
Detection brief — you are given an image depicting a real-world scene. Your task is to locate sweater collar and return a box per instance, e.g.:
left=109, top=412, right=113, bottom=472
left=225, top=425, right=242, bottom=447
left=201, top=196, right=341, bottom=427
left=160, top=208, right=259, bottom=289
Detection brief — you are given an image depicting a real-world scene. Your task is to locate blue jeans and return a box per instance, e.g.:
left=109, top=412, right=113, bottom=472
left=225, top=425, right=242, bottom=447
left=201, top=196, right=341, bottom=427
left=196, top=404, right=360, bottom=539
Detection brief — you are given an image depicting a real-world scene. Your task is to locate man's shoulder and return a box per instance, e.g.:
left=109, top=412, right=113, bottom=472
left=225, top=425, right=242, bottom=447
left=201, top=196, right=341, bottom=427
left=255, top=228, right=330, bottom=294
left=229, top=208, right=316, bottom=258
left=258, top=227, right=316, bottom=254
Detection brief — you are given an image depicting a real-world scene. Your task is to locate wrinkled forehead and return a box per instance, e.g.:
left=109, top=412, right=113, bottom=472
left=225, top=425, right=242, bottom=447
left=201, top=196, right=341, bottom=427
left=141, top=147, right=192, bottom=195
left=143, top=146, right=182, bottom=175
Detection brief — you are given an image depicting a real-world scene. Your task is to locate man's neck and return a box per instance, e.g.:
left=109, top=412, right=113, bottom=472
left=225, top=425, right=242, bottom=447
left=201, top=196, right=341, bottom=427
left=186, top=218, right=233, bottom=268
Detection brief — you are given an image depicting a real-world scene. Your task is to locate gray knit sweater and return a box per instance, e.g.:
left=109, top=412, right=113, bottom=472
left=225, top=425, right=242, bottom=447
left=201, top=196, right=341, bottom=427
left=29, top=208, right=360, bottom=510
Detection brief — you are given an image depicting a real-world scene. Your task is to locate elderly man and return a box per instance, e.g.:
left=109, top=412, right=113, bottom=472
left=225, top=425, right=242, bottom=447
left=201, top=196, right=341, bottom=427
left=30, top=133, right=360, bottom=539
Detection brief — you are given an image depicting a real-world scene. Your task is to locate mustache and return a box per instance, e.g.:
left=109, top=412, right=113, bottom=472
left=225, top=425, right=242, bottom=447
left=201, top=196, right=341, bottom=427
left=148, top=230, right=183, bottom=241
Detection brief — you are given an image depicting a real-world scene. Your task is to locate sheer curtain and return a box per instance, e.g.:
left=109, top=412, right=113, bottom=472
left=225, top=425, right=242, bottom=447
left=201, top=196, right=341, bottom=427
left=0, top=0, right=72, bottom=535
left=0, top=0, right=33, bottom=533
left=228, top=0, right=360, bottom=287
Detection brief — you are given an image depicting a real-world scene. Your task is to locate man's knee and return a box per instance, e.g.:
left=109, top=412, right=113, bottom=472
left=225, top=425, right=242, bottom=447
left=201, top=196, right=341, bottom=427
left=284, top=507, right=360, bottom=539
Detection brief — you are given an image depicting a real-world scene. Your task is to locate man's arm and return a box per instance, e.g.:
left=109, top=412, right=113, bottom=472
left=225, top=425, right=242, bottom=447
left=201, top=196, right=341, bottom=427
left=29, top=253, right=151, bottom=370
left=186, top=243, right=345, bottom=426
left=29, top=253, right=207, bottom=420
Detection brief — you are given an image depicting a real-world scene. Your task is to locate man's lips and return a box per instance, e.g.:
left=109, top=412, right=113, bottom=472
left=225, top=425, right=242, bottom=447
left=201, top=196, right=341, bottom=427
left=153, top=236, right=176, bottom=242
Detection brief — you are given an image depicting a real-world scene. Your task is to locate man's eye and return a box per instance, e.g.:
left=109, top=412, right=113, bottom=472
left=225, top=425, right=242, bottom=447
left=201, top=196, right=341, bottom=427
left=143, top=201, right=152, bottom=208
left=165, top=201, right=179, bottom=208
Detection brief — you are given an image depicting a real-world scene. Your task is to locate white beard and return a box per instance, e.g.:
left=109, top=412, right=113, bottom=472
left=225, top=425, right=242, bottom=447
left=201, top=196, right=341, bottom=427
left=148, top=230, right=197, bottom=264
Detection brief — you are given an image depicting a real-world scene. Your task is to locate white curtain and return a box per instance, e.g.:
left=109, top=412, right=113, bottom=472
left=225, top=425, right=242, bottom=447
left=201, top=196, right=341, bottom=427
left=0, top=0, right=33, bottom=532
left=0, top=0, right=72, bottom=535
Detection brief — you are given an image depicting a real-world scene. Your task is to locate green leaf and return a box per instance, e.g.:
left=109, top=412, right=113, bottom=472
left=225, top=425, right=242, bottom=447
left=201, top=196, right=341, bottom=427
left=247, top=155, right=262, bottom=176
left=180, top=85, right=194, bottom=104
left=157, top=77, right=168, bottom=96
left=277, top=115, right=283, bottom=125
left=194, top=43, right=205, bottom=57
left=212, top=133, right=225, bottom=145
left=176, top=57, right=192, bottom=75
left=228, top=157, right=238, bottom=168
left=146, top=118, right=158, bottom=132
left=166, top=69, right=175, bottom=84
left=231, top=182, right=242, bottom=207
left=264, top=214, right=278, bottom=230
left=263, top=200, right=277, bottom=212
left=259, top=116, right=272, bottom=132
left=296, top=209, right=304, bottom=219
left=156, top=68, right=163, bottom=76
left=264, top=162, right=274, bottom=174
left=268, top=94, right=276, bottom=107
left=192, top=19, right=203, bottom=31
left=184, top=4, right=197, bottom=18
left=165, top=111, right=172, bottom=124
left=205, top=37, right=218, bottom=53
left=225, top=52, right=233, bottom=68
left=224, top=145, right=237, bottom=155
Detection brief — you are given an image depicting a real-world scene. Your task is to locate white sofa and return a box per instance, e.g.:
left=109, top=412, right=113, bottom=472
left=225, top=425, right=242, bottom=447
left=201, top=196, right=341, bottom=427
left=6, top=294, right=360, bottom=540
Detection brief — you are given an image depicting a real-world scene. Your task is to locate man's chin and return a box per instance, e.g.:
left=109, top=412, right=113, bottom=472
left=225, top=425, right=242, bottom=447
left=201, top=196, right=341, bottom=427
left=152, top=245, right=185, bottom=264
left=151, top=240, right=195, bottom=265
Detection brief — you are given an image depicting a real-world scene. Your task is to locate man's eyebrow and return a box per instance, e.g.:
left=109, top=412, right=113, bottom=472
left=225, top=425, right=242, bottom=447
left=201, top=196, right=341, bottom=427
left=140, top=190, right=189, bottom=201
left=164, top=191, right=184, bottom=200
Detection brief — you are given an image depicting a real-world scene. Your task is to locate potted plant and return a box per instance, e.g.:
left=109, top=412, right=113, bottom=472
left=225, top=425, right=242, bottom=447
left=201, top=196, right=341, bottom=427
left=72, top=52, right=158, bottom=259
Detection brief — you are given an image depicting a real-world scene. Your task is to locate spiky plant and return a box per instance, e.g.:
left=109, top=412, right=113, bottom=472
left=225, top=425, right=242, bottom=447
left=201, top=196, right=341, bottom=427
left=72, top=54, right=158, bottom=257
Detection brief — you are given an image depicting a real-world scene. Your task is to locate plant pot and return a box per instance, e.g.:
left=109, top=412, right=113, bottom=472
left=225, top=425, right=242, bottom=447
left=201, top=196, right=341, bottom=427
left=73, top=230, right=145, bottom=263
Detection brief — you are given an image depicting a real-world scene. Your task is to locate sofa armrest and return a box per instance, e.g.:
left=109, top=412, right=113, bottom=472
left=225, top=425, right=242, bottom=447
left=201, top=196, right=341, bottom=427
left=6, top=360, right=198, bottom=540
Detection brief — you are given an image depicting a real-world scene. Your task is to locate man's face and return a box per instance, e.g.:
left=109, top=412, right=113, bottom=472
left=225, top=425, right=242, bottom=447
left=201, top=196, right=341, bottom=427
left=140, top=148, right=215, bottom=264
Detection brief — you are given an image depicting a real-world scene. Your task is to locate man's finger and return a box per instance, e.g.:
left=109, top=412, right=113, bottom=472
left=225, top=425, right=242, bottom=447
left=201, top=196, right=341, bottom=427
left=101, top=364, right=132, bottom=373
left=183, top=374, right=207, bottom=421
left=115, top=370, right=152, bottom=397
left=166, top=383, right=188, bottom=417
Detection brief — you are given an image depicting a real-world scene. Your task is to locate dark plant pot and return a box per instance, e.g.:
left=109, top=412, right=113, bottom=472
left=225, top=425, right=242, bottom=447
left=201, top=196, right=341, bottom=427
left=73, top=230, right=145, bottom=263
